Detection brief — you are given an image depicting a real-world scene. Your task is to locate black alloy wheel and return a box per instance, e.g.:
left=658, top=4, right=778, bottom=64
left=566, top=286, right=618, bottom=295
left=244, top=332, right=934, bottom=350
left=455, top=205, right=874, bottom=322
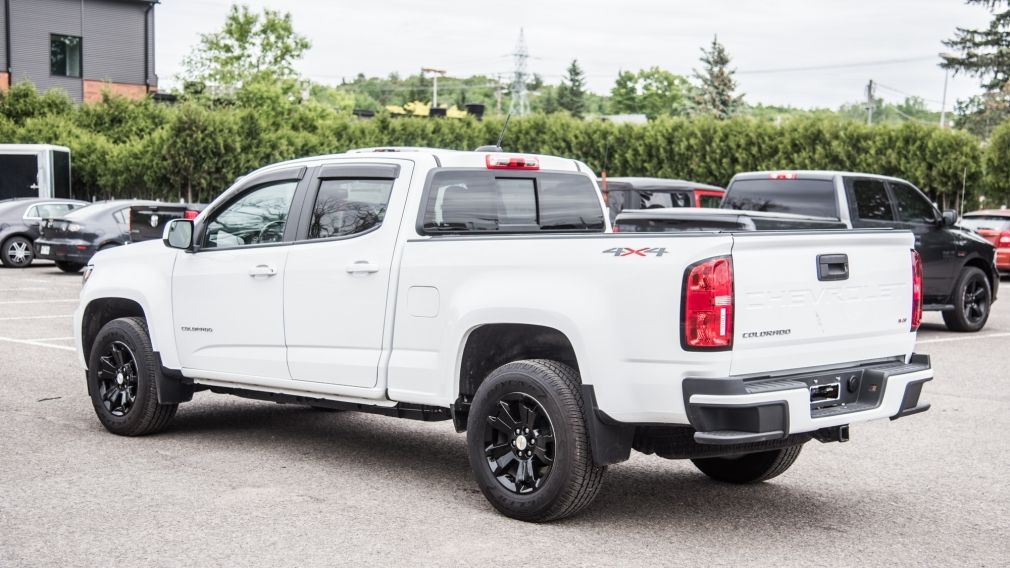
left=943, top=267, right=991, bottom=332
left=95, top=341, right=140, bottom=417
left=483, top=392, right=556, bottom=495
left=961, top=277, right=989, bottom=325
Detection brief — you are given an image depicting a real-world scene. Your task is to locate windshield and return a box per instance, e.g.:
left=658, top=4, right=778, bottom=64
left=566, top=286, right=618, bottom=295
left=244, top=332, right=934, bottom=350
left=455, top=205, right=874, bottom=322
left=722, top=179, right=839, bottom=218
left=961, top=216, right=1010, bottom=231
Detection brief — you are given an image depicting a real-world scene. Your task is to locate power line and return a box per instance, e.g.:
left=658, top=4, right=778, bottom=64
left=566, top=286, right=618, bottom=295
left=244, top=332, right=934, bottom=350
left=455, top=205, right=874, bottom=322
left=737, top=56, right=936, bottom=75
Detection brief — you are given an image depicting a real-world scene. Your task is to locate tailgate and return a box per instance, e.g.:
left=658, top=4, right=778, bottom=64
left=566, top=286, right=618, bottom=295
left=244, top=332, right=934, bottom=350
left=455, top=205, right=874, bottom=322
left=731, top=231, right=916, bottom=376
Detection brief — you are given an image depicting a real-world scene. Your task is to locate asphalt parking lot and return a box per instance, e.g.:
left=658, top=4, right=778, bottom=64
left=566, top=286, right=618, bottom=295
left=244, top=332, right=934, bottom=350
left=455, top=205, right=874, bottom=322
left=1, top=262, right=1008, bottom=567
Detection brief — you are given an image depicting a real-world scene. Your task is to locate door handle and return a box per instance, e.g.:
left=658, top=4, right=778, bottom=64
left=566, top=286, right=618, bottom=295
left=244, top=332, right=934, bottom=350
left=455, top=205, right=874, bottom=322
left=248, top=264, right=277, bottom=277
left=346, top=261, right=380, bottom=274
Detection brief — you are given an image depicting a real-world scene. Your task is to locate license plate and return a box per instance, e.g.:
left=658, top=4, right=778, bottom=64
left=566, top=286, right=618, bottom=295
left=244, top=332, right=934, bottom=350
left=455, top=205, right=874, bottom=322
left=39, top=245, right=50, bottom=255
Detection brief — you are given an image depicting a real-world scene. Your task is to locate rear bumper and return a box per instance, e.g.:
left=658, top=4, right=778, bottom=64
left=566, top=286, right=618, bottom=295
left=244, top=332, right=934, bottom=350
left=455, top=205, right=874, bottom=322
left=34, top=238, right=95, bottom=264
left=682, top=354, right=932, bottom=444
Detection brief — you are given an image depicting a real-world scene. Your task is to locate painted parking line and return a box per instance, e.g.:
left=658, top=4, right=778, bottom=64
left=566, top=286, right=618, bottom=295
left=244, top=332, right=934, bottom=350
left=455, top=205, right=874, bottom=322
left=0, top=336, right=75, bottom=352
left=0, top=314, right=73, bottom=321
left=0, top=299, right=78, bottom=305
left=917, top=331, right=1010, bottom=345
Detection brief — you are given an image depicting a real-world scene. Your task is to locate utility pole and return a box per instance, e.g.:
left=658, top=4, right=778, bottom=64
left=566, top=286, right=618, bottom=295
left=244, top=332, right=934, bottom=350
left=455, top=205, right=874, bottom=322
left=495, top=74, right=503, bottom=115
left=939, top=52, right=955, bottom=128
left=508, top=28, right=530, bottom=116
left=421, top=67, right=447, bottom=108
left=865, top=79, right=876, bottom=125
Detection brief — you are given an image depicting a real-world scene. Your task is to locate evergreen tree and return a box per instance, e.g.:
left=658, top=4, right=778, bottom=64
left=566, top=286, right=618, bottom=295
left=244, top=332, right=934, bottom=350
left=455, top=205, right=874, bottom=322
left=943, top=0, right=1010, bottom=91
left=692, top=36, right=743, bottom=119
left=556, top=59, right=587, bottom=118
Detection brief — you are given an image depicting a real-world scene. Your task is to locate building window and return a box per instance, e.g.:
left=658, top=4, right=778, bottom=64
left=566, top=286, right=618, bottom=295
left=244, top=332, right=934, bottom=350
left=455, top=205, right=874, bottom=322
left=50, top=34, right=82, bottom=78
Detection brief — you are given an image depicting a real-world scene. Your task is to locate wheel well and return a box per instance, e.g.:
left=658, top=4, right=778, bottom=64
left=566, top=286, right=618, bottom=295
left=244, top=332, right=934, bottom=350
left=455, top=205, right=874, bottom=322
left=82, top=298, right=146, bottom=360
left=1, top=232, right=32, bottom=244
left=964, top=257, right=996, bottom=292
left=457, top=324, right=579, bottom=400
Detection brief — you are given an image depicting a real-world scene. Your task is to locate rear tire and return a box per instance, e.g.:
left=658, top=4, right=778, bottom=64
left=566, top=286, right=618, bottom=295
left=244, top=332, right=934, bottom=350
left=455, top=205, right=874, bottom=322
left=942, top=267, right=991, bottom=332
left=55, top=261, right=85, bottom=273
left=691, top=444, right=803, bottom=484
left=1, top=235, right=34, bottom=268
left=87, top=317, right=178, bottom=436
left=466, top=359, right=605, bottom=522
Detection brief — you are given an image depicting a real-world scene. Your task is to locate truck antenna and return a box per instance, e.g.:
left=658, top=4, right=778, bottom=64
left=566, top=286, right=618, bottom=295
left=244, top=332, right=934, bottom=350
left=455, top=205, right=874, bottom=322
left=496, top=112, right=512, bottom=148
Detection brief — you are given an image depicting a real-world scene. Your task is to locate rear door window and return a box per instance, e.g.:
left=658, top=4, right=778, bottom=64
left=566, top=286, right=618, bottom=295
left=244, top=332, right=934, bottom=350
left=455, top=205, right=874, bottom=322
left=848, top=179, right=894, bottom=221
left=422, top=171, right=604, bottom=233
left=722, top=179, right=839, bottom=218
left=308, top=179, right=395, bottom=239
left=890, top=182, right=937, bottom=224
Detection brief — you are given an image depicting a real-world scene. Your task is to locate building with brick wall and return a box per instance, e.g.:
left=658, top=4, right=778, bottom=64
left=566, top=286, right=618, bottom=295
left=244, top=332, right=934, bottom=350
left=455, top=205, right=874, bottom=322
left=0, top=0, right=157, bottom=103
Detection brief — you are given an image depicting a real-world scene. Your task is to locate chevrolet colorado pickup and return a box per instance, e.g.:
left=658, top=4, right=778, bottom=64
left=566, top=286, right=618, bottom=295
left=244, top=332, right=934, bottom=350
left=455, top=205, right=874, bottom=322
left=76, top=149, right=933, bottom=522
left=615, top=170, right=998, bottom=332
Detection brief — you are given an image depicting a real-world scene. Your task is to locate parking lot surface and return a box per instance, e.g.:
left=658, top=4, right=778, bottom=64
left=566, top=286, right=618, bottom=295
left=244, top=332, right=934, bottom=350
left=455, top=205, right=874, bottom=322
left=1, top=262, right=1008, bottom=567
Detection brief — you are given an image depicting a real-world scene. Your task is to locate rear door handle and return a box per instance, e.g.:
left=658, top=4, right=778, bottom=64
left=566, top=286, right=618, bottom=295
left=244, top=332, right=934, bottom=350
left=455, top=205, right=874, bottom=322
left=346, top=261, right=380, bottom=274
left=249, top=264, right=277, bottom=277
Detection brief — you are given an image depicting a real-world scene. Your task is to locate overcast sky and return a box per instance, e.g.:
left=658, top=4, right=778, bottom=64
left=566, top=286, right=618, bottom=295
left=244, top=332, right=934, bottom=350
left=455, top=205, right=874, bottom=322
left=156, top=0, right=994, bottom=111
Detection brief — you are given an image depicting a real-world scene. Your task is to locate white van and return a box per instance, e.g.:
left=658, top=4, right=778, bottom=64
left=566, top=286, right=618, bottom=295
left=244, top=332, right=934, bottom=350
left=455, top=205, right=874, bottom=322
left=0, top=144, right=73, bottom=200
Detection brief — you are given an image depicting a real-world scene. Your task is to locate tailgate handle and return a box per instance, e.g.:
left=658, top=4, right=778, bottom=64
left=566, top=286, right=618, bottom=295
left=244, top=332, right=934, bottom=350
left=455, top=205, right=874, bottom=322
left=817, top=254, right=849, bottom=281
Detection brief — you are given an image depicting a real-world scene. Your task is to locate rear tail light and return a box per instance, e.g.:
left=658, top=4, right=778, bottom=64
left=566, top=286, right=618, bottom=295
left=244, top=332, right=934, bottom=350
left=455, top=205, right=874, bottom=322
left=612, top=225, right=620, bottom=233
left=768, top=171, right=798, bottom=180
left=911, top=250, right=923, bottom=331
left=999, top=231, right=1010, bottom=246
left=184, top=210, right=199, bottom=220
left=681, top=255, right=734, bottom=350
left=486, top=154, right=539, bottom=170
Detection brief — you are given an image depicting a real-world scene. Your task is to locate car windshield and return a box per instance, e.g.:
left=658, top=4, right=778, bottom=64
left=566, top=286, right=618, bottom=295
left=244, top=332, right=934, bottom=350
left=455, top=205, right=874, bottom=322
left=961, top=216, right=1010, bottom=231
left=722, top=178, right=839, bottom=218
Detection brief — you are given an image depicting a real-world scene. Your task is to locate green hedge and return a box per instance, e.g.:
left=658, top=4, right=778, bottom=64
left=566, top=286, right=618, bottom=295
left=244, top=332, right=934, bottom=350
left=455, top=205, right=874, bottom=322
left=0, top=83, right=999, bottom=207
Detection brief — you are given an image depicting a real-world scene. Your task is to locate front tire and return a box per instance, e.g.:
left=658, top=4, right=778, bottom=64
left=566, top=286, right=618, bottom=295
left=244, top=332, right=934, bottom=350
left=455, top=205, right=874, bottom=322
left=691, top=444, right=803, bottom=484
left=942, top=267, right=991, bottom=332
left=466, top=359, right=605, bottom=522
left=55, top=261, right=85, bottom=273
left=1, top=235, right=34, bottom=268
left=87, top=317, right=178, bottom=436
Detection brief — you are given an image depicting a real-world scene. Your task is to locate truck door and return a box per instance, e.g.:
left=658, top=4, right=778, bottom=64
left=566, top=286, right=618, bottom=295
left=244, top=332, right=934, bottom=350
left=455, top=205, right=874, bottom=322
left=283, top=162, right=411, bottom=389
left=172, top=169, right=306, bottom=380
left=0, top=153, right=40, bottom=199
left=886, top=180, right=959, bottom=304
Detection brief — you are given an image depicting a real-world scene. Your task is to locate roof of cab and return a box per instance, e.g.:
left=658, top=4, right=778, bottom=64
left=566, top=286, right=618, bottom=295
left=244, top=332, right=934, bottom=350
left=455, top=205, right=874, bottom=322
left=259, top=147, right=588, bottom=174
left=603, top=177, right=724, bottom=192
left=732, top=170, right=909, bottom=183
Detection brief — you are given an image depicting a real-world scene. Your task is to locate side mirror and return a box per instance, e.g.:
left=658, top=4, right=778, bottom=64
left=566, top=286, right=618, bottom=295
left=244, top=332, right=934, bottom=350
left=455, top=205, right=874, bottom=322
left=941, top=209, right=957, bottom=227
left=164, top=219, right=194, bottom=250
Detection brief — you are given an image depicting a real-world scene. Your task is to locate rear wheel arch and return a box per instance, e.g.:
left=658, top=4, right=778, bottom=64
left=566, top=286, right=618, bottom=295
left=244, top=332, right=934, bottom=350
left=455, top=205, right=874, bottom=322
left=456, top=323, right=581, bottom=404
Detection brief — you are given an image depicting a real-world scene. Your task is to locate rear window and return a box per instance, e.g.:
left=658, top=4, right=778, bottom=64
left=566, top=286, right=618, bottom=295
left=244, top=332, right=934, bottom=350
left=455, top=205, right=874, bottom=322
left=421, top=170, right=605, bottom=234
left=722, top=179, right=839, bottom=218
left=961, top=216, right=1010, bottom=231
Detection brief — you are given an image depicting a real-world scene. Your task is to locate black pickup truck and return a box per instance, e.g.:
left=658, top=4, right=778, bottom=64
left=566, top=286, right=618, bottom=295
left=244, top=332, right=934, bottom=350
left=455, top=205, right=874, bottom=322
left=614, top=171, right=999, bottom=332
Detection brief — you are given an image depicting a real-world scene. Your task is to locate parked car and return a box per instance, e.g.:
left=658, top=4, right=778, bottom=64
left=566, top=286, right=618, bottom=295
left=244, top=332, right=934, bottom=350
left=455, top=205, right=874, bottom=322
left=615, top=171, right=998, bottom=332
left=34, top=199, right=160, bottom=273
left=0, top=197, right=87, bottom=267
left=959, top=209, right=1010, bottom=275
left=128, top=203, right=205, bottom=243
left=75, top=148, right=931, bottom=522
left=601, top=177, right=724, bottom=221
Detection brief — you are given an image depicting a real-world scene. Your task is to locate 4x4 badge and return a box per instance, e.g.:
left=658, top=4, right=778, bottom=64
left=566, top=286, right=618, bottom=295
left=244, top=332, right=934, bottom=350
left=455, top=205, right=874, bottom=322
left=602, top=247, right=667, bottom=257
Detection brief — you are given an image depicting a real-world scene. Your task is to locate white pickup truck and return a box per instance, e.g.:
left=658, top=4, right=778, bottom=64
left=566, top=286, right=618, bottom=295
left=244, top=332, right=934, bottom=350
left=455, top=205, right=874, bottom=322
left=75, top=148, right=933, bottom=522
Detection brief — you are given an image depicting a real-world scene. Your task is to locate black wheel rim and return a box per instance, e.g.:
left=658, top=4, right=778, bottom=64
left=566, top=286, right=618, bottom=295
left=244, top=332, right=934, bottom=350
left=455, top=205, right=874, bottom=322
left=483, top=392, right=555, bottom=495
left=963, top=277, right=989, bottom=324
left=96, top=341, right=139, bottom=417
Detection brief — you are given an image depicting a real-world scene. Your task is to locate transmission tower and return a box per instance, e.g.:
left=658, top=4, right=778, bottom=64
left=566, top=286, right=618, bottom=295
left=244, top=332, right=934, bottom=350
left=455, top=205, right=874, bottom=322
left=508, top=28, right=530, bottom=116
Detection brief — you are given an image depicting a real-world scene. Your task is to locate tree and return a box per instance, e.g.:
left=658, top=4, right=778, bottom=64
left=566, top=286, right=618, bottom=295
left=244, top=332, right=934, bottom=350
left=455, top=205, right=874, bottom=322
left=609, top=71, right=639, bottom=114
left=609, top=68, right=693, bottom=119
left=943, top=0, right=1010, bottom=91
left=556, top=59, right=587, bottom=118
left=693, top=36, right=743, bottom=119
left=181, top=3, right=310, bottom=93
